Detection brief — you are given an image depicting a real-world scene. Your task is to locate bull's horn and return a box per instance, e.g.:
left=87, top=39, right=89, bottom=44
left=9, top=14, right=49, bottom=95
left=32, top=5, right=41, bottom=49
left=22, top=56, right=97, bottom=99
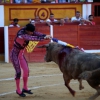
left=37, top=44, right=49, bottom=48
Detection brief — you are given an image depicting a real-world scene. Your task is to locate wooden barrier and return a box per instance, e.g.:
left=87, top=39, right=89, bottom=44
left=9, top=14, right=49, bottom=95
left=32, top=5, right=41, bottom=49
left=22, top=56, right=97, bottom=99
left=78, top=25, right=100, bottom=49
left=2, top=25, right=100, bottom=62
left=53, top=25, right=100, bottom=49
left=0, top=27, right=4, bottom=54
left=53, top=25, right=78, bottom=46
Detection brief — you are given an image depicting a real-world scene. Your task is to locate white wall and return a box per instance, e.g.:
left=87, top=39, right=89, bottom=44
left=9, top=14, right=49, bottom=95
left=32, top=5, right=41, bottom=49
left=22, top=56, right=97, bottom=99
left=82, top=4, right=92, bottom=19
left=88, top=0, right=93, bottom=2
left=0, top=5, right=4, bottom=27
left=4, top=26, right=9, bottom=63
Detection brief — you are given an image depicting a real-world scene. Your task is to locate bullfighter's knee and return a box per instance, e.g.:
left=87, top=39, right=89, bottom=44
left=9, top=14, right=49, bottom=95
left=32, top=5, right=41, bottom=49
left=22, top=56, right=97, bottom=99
left=15, top=72, right=21, bottom=79
left=23, top=71, right=29, bottom=77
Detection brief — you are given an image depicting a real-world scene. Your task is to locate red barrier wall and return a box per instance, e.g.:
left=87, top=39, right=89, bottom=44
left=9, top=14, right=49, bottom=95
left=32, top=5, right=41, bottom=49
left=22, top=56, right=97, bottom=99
left=7, top=25, right=100, bottom=62
left=78, top=25, right=100, bottom=49
left=53, top=25, right=78, bottom=46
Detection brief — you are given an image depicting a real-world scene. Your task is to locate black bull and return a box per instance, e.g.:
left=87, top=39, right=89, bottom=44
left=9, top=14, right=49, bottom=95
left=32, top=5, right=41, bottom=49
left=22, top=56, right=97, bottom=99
left=38, top=42, right=100, bottom=100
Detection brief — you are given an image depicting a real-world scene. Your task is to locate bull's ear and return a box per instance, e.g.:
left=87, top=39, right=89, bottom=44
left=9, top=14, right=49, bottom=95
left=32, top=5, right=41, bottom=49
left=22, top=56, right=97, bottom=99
left=37, top=44, right=49, bottom=48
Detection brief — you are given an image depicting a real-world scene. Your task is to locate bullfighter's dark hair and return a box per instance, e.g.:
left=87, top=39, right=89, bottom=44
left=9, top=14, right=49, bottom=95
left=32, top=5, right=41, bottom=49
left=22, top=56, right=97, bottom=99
left=25, top=23, right=35, bottom=32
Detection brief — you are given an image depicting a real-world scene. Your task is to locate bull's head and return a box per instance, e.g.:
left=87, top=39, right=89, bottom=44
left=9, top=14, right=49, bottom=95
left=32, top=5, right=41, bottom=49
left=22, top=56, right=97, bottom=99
left=37, top=42, right=62, bottom=62
left=37, top=43, right=52, bottom=62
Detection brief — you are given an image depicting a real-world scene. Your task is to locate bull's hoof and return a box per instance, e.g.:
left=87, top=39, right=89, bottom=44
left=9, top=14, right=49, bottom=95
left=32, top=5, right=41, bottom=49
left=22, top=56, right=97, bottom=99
left=71, top=90, right=76, bottom=97
left=79, top=71, right=92, bottom=80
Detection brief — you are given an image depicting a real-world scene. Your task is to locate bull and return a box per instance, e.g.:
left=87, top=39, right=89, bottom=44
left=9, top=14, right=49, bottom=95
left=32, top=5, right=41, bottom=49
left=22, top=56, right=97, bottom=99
left=38, top=42, right=100, bottom=100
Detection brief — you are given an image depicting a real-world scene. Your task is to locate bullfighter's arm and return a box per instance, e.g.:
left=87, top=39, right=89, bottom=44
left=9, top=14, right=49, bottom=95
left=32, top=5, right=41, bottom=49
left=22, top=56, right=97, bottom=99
left=33, top=31, right=52, bottom=40
left=21, top=34, right=44, bottom=41
left=21, top=34, right=52, bottom=41
left=33, top=31, right=46, bottom=37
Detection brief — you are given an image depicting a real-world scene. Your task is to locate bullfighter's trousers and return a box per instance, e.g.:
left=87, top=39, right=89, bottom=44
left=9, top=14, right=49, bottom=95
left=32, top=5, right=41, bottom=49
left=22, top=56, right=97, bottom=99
left=10, top=46, right=29, bottom=92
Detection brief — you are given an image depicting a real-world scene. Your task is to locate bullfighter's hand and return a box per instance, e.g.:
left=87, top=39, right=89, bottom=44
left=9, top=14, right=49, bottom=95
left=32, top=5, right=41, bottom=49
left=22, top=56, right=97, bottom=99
left=44, top=35, right=52, bottom=40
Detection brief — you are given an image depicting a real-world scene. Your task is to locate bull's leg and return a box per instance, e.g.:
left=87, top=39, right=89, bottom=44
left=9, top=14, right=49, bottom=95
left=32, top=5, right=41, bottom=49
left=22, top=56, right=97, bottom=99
left=78, top=72, right=91, bottom=95
left=79, top=71, right=92, bottom=80
left=78, top=79, right=84, bottom=90
left=87, top=81, right=100, bottom=100
left=88, top=87, right=100, bottom=100
left=88, top=92, right=99, bottom=100
left=72, top=69, right=84, bottom=90
left=63, top=74, right=75, bottom=96
left=79, top=69, right=100, bottom=100
left=79, top=68, right=100, bottom=80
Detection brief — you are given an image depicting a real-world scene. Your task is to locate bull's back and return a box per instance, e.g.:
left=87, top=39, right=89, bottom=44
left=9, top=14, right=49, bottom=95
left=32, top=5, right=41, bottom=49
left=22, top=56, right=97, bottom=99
left=68, top=52, right=100, bottom=72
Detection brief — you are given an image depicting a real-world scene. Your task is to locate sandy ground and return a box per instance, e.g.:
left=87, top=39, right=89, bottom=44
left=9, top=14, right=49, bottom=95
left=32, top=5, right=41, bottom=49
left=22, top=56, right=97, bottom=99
left=0, top=62, right=100, bottom=100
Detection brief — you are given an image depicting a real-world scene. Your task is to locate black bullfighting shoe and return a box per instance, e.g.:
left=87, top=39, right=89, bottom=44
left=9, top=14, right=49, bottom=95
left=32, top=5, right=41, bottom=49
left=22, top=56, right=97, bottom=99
left=16, top=91, right=26, bottom=97
left=22, top=89, right=33, bottom=94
